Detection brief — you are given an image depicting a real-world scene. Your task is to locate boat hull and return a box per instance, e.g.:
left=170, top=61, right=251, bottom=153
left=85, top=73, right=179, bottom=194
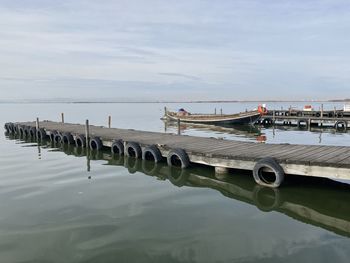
left=165, top=112, right=261, bottom=125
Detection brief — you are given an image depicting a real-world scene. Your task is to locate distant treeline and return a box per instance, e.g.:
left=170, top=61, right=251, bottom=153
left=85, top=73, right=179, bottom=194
left=328, top=99, right=350, bottom=102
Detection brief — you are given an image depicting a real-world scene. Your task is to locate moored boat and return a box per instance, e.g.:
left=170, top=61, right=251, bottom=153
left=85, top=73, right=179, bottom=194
left=163, top=107, right=262, bottom=125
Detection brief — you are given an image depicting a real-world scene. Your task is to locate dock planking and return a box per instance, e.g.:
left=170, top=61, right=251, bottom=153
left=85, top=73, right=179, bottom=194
left=6, top=120, right=350, bottom=185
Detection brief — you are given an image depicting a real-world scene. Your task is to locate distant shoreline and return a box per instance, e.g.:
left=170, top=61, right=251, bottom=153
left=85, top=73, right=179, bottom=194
left=0, top=100, right=350, bottom=104
left=0, top=99, right=349, bottom=104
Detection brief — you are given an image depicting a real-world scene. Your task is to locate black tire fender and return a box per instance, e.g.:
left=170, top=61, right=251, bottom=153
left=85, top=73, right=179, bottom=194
left=335, top=120, right=347, bottom=132
left=4, top=123, right=9, bottom=132
left=24, top=126, right=31, bottom=137
left=142, top=144, right=163, bottom=163
left=36, top=128, right=47, bottom=140
left=90, top=137, right=103, bottom=150
left=54, top=133, right=62, bottom=143
left=167, top=148, right=190, bottom=169
left=125, top=142, right=142, bottom=158
left=111, top=139, right=124, bottom=155
left=19, top=125, right=26, bottom=136
left=297, top=119, right=308, bottom=128
left=337, top=112, right=344, bottom=118
left=13, top=124, right=19, bottom=134
left=9, top=123, right=16, bottom=133
left=253, top=157, right=285, bottom=188
left=29, top=127, right=37, bottom=137
left=49, top=130, right=58, bottom=141
left=75, top=134, right=86, bottom=147
left=62, top=132, right=75, bottom=144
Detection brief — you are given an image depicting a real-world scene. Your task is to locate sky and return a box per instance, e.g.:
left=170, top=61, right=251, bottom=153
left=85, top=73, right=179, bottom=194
left=0, top=0, right=350, bottom=101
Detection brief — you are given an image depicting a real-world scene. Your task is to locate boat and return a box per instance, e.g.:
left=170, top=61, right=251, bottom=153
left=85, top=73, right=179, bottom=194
left=163, top=107, right=262, bottom=125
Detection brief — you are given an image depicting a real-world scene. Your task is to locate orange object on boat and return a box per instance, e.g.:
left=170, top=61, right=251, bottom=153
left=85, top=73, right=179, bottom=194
left=303, top=105, right=313, bottom=111
left=258, top=105, right=268, bottom=115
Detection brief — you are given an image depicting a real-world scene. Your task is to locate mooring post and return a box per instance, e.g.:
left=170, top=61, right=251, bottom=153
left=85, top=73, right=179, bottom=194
left=308, top=118, right=311, bottom=131
left=272, top=110, right=275, bottom=122
left=108, top=115, right=111, bottom=128
left=320, top=104, right=324, bottom=127
left=177, top=118, right=181, bottom=135
left=85, top=119, right=90, bottom=149
left=164, top=106, right=167, bottom=115
left=61, top=113, right=64, bottom=123
left=86, top=149, right=91, bottom=172
left=215, top=108, right=216, bottom=115
left=36, top=117, right=40, bottom=130
left=220, top=108, right=223, bottom=115
left=334, top=106, right=336, bottom=118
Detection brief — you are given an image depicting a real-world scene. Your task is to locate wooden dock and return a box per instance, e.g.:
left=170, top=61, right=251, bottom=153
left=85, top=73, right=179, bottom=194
left=4, top=120, right=350, bottom=188
left=261, top=109, right=350, bottom=130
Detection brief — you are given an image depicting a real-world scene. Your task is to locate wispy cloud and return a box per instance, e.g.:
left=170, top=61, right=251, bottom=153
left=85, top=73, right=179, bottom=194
left=0, top=0, right=350, bottom=100
left=158, top=72, right=201, bottom=81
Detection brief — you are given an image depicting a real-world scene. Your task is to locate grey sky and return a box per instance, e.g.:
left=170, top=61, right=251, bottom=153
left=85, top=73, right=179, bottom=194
left=0, top=0, right=350, bottom=101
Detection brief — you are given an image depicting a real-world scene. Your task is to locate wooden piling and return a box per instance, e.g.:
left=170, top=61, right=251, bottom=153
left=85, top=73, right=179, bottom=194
left=177, top=118, right=181, bottom=135
left=87, top=149, right=91, bottom=172
left=108, top=115, right=111, bottom=128
left=61, top=113, right=64, bottom=123
left=220, top=108, right=223, bottom=115
left=85, top=119, right=90, bottom=149
left=214, top=108, right=217, bottom=115
left=36, top=117, right=40, bottom=130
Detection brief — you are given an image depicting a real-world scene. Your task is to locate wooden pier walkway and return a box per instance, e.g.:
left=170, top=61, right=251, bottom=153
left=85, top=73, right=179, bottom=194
left=261, top=109, right=350, bottom=130
left=4, top=120, right=350, bottom=187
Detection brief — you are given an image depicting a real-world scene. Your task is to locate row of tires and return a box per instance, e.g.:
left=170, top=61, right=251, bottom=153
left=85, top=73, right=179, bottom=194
left=5, top=123, right=286, bottom=187
left=259, top=118, right=348, bottom=131
left=272, top=111, right=347, bottom=118
left=4, top=123, right=191, bottom=169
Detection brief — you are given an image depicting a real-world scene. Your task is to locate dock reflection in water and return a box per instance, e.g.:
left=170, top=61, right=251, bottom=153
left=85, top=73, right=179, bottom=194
left=7, top=132, right=350, bottom=240
left=163, top=120, right=266, bottom=142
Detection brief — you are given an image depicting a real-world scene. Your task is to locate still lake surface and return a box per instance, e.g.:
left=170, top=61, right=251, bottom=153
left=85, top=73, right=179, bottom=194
left=1, top=102, right=350, bottom=262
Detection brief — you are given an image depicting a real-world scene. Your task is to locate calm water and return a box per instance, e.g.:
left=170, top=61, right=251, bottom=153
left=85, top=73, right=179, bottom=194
left=1, top=102, right=350, bottom=262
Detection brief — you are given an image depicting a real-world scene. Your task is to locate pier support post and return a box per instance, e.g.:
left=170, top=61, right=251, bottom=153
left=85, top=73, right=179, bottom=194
left=85, top=119, right=90, bottom=149
left=36, top=117, right=40, bottom=130
left=220, top=108, right=223, bottom=115
left=108, top=115, right=111, bottom=128
left=308, top=119, right=311, bottom=131
left=215, top=166, right=229, bottom=174
left=215, top=108, right=216, bottom=115
left=177, top=118, right=181, bottom=135
left=61, top=113, right=64, bottom=123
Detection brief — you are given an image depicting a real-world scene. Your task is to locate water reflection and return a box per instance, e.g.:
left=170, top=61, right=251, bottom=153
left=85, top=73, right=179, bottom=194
left=6, top=132, right=350, bottom=239
left=163, top=120, right=264, bottom=141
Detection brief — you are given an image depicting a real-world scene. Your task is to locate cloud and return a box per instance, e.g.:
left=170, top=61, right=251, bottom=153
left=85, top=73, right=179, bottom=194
left=0, top=0, right=350, bottom=101
left=158, top=73, right=201, bottom=81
